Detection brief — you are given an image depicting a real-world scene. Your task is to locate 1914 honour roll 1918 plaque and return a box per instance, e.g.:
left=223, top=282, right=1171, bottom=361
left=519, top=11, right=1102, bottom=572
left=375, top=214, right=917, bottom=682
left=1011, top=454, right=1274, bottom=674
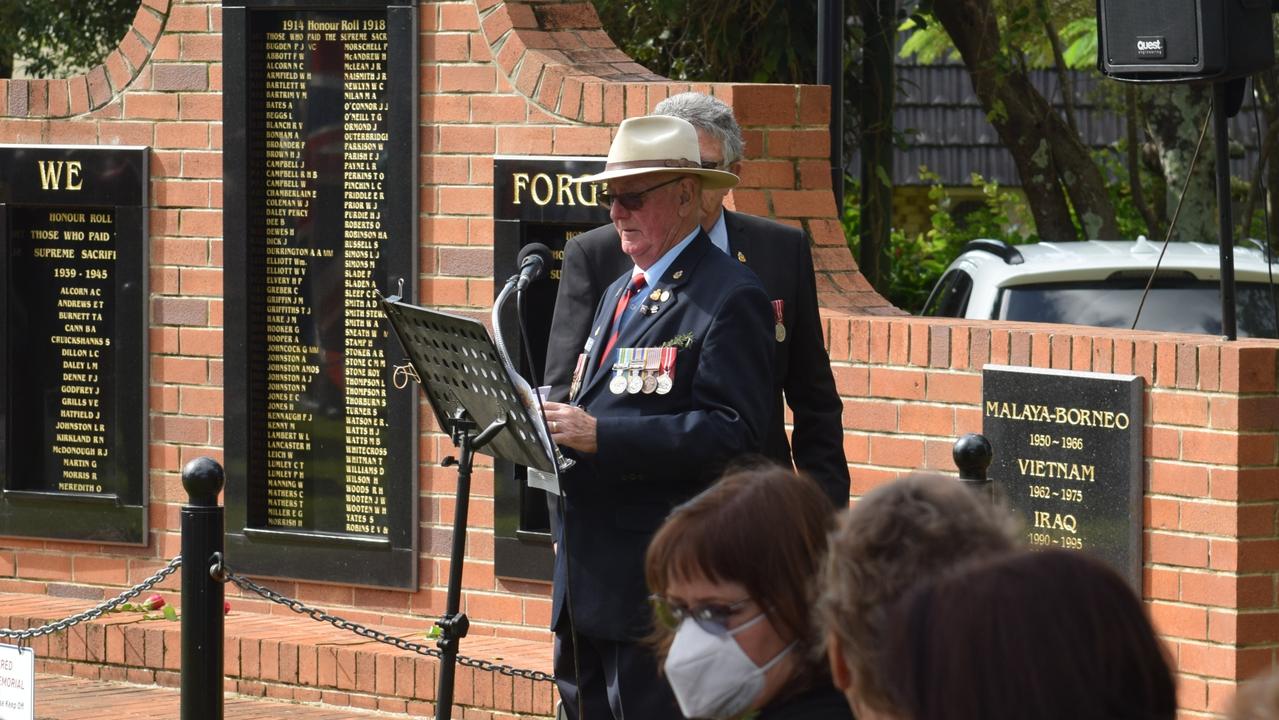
left=223, top=0, right=418, bottom=588
left=0, top=145, right=149, bottom=544
left=983, top=365, right=1144, bottom=586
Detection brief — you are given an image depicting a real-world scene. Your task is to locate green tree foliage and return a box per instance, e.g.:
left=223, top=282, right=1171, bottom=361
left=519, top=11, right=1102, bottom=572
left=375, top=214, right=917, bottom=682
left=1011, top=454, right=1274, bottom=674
left=591, top=0, right=820, bottom=83
left=844, top=169, right=1038, bottom=311
left=902, top=1, right=1096, bottom=70
left=0, top=0, right=137, bottom=79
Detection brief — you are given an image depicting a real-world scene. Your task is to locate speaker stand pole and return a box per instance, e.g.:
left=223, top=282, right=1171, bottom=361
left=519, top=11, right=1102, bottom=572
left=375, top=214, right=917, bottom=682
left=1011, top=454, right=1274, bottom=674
left=1213, top=80, right=1238, bottom=341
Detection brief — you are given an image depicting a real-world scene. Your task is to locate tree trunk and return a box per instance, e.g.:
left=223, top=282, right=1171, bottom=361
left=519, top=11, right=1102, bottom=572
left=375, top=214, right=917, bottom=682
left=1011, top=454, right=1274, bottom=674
left=1256, top=69, right=1279, bottom=252
left=1140, top=83, right=1216, bottom=242
left=932, top=0, right=1119, bottom=241
left=1035, top=0, right=1077, bottom=137
left=1240, top=105, right=1279, bottom=241
left=856, top=0, right=895, bottom=291
left=1125, top=85, right=1161, bottom=239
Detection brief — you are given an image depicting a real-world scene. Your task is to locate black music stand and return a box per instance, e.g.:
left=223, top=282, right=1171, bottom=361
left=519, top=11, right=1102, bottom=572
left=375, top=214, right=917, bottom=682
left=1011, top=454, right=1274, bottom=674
left=378, top=292, right=555, bottom=720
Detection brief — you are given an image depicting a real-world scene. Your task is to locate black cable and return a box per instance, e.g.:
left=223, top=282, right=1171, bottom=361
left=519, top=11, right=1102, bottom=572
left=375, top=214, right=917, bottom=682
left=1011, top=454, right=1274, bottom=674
left=1132, top=104, right=1214, bottom=330
left=1250, top=79, right=1279, bottom=338
left=514, top=287, right=541, bottom=387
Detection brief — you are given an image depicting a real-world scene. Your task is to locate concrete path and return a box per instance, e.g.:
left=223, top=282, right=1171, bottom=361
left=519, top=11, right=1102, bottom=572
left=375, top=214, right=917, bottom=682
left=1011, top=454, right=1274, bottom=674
left=33, top=673, right=413, bottom=719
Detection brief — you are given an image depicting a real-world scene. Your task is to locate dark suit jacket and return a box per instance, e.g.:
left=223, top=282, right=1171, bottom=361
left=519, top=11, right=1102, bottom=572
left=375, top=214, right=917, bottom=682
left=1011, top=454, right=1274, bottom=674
left=550, top=230, right=774, bottom=640
left=545, top=210, right=850, bottom=506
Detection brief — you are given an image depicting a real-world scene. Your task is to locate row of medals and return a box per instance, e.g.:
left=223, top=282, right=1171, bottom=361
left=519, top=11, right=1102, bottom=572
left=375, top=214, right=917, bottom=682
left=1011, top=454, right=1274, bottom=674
left=609, top=347, right=674, bottom=395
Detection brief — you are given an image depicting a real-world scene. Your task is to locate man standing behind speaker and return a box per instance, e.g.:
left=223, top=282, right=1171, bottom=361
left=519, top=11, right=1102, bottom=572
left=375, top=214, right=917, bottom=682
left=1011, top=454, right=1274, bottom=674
left=545, top=92, right=850, bottom=507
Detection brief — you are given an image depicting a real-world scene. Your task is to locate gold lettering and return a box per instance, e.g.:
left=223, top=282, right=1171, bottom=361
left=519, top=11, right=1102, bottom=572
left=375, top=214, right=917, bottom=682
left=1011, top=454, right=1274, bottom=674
left=1016, top=458, right=1095, bottom=482
left=1033, top=511, right=1078, bottom=534
left=37, top=160, right=83, bottom=191
left=512, top=173, right=530, bottom=205
left=576, top=178, right=598, bottom=206
left=557, top=173, right=576, bottom=206
left=530, top=173, right=553, bottom=206
left=38, top=161, right=63, bottom=190
left=67, top=161, right=83, bottom=190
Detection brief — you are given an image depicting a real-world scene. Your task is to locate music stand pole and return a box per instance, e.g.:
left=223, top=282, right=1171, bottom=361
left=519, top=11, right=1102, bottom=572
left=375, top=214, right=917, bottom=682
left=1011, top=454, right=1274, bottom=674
left=377, top=294, right=562, bottom=718
left=435, top=408, right=507, bottom=720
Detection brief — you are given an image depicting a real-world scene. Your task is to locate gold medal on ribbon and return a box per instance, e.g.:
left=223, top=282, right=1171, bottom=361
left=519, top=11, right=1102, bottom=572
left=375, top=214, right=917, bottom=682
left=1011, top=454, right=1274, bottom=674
left=772, top=299, right=786, bottom=343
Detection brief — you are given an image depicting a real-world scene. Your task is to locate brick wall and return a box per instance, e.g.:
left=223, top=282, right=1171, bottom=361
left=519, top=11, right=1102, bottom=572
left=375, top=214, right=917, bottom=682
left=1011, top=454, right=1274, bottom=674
left=0, top=1, right=1276, bottom=716
left=828, top=316, right=1279, bottom=717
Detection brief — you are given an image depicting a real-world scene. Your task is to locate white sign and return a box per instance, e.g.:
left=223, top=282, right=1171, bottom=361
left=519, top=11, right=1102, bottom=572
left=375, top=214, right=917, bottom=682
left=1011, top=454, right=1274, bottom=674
left=0, top=644, right=33, bottom=720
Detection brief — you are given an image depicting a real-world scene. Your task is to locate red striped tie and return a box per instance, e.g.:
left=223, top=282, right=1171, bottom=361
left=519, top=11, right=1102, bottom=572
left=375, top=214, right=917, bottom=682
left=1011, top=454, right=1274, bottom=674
left=597, top=274, right=646, bottom=369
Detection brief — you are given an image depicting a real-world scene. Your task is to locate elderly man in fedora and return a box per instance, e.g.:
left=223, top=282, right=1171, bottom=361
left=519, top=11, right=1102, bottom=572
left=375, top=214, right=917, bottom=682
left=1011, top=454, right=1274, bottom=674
left=546, top=92, right=849, bottom=509
left=541, top=115, right=775, bottom=719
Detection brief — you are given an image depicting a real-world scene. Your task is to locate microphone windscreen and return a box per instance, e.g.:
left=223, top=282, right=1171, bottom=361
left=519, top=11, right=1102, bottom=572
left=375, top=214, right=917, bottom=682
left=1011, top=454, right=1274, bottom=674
left=517, top=242, right=552, bottom=269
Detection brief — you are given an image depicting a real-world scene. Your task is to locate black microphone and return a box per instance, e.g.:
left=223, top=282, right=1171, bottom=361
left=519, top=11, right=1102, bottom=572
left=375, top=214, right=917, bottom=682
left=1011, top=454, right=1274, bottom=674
left=515, top=242, right=553, bottom=291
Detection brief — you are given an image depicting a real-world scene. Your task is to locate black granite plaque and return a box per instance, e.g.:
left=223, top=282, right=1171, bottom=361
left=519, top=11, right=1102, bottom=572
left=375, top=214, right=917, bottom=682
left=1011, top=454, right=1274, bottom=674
left=983, top=364, right=1144, bottom=586
left=223, top=0, right=419, bottom=588
left=492, top=155, right=607, bottom=581
left=0, top=145, right=148, bottom=544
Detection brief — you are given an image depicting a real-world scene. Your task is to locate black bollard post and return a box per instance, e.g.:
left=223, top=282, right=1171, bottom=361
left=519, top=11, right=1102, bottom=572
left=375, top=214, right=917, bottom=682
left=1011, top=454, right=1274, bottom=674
left=181, top=457, right=225, bottom=720
left=953, top=433, right=993, bottom=502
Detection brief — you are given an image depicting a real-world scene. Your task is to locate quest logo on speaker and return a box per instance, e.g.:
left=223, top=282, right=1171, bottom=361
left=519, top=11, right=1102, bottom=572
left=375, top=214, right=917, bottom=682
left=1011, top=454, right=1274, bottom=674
left=1136, top=36, right=1166, bottom=59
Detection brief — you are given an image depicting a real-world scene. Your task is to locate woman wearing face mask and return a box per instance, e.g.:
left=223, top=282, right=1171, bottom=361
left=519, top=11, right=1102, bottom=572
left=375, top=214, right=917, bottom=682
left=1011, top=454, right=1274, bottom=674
left=645, top=466, right=854, bottom=720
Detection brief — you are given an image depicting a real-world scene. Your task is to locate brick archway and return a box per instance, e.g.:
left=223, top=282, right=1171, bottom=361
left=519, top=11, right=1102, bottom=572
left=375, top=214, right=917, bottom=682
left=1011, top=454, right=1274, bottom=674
left=1, top=0, right=173, bottom=118
left=475, top=0, right=662, bottom=122
left=471, top=0, right=894, bottom=313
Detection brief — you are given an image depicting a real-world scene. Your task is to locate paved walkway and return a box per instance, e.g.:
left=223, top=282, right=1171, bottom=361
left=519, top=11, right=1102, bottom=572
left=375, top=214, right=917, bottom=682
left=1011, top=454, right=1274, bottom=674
left=34, top=674, right=410, bottom=719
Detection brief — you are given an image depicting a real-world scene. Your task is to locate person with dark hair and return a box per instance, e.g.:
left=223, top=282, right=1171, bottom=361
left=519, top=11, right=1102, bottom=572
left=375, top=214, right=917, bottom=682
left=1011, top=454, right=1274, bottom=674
left=881, top=549, right=1177, bottom=720
left=815, top=473, right=1020, bottom=719
left=645, top=466, right=854, bottom=720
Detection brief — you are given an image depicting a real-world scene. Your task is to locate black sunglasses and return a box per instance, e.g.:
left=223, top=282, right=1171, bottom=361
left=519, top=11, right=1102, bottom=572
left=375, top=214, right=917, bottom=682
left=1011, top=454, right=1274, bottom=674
left=599, top=177, right=683, bottom=211
left=650, top=595, right=753, bottom=636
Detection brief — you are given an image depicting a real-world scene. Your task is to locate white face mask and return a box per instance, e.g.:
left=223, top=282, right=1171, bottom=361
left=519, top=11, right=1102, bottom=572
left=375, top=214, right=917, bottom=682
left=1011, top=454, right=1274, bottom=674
left=663, top=613, right=795, bottom=719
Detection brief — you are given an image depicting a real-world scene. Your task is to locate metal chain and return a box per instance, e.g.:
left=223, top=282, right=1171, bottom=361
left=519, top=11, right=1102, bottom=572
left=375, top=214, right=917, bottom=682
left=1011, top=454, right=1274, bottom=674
left=218, top=563, right=553, bottom=684
left=0, top=556, right=183, bottom=641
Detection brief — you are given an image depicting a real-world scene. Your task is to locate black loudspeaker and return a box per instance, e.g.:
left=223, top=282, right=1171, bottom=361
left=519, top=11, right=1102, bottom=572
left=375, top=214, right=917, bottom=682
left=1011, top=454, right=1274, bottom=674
left=1098, top=0, right=1275, bottom=81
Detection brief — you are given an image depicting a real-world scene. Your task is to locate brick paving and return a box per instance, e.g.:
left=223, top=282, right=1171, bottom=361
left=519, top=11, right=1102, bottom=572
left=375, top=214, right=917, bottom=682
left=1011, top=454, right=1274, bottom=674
left=0, top=591, right=555, bottom=718
left=34, top=673, right=405, bottom=718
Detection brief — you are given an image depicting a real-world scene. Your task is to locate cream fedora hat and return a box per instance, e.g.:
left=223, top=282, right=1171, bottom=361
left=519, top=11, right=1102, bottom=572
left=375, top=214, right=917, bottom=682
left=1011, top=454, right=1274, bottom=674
left=575, top=115, right=739, bottom=189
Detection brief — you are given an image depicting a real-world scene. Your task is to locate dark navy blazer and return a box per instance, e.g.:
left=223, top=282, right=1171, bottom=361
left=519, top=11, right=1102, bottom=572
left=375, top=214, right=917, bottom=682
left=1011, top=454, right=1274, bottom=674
left=550, top=229, right=774, bottom=640
left=545, top=210, right=849, bottom=507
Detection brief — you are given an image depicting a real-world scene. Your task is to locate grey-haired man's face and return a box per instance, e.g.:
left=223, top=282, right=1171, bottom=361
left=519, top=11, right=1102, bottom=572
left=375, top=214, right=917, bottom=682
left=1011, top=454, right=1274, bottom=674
left=696, top=130, right=738, bottom=225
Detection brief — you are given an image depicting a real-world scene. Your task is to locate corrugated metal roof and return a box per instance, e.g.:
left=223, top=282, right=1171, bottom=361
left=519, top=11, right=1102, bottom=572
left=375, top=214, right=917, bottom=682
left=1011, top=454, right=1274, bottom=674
left=865, top=60, right=1265, bottom=186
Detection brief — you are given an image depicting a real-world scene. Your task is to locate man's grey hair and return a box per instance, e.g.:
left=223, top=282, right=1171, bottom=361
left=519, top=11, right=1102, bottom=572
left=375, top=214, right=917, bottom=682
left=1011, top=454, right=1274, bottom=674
left=653, top=92, right=745, bottom=167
